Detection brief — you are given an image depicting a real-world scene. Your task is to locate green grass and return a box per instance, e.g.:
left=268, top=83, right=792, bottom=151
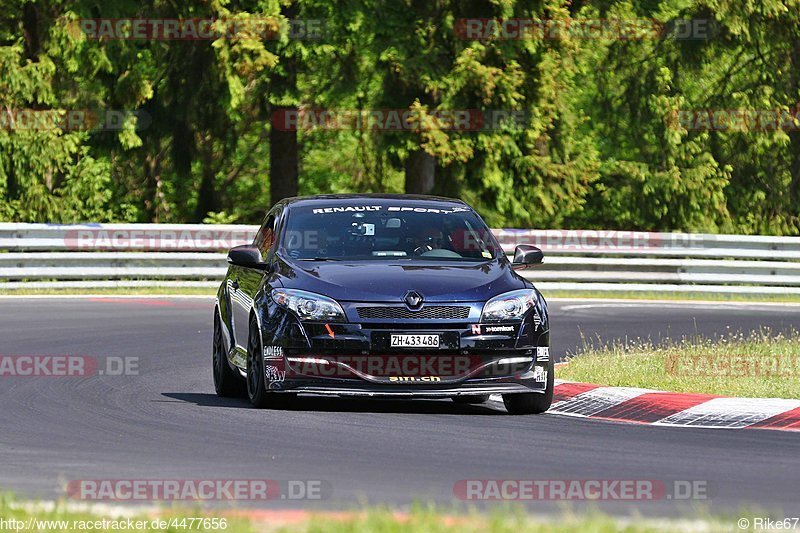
left=0, top=493, right=255, bottom=532
left=300, top=506, right=733, bottom=533
left=0, top=494, right=743, bottom=533
left=559, top=330, right=800, bottom=399
left=544, top=290, right=800, bottom=304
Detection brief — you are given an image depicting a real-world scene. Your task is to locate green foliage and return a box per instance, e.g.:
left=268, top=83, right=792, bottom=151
left=1, top=0, right=798, bottom=233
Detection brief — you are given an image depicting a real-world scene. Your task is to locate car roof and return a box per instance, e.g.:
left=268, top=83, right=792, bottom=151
left=282, top=194, right=470, bottom=210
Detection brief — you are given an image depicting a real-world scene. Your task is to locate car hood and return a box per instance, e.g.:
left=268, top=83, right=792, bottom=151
left=276, top=258, right=529, bottom=303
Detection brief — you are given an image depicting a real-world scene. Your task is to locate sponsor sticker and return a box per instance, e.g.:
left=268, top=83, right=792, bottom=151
left=387, top=206, right=470, bottom=214
left=265, top=365, right=286, bottom=383
left=311, top=205, right=383, bottom=214
left=536, top=347, right=550, bottom=362
left=264, top=345, right=283, bottom=358
left=470, top=324, right=517, bottom=335
left=309, top=205, right=472, bottom=215
left=388, top=376, right=441, bottom=382
left=483, top=325, right=515, bottom=334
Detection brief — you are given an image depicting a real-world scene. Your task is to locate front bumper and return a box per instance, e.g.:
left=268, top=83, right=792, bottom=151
left=279, top=382, right=538, bottom=398
left=258, top=300, right=551, bottom=396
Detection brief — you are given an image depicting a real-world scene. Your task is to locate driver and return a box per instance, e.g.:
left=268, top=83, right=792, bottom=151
left=413, top=227, right=446, bottom=254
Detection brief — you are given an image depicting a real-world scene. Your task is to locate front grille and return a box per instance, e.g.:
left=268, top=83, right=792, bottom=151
left=357, top=306, right=470, bottom=320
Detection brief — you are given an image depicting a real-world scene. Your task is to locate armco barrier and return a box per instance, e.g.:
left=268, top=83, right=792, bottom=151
left=1, top=223, right=800, bottom=294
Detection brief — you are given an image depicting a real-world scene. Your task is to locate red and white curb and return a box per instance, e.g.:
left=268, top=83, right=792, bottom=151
left=546, top=380, right=800, bottom=431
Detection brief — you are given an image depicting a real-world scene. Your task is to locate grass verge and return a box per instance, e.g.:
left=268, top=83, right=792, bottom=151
left=559, top=330, right=800, bottom=399
left=0, top=494, right=742, bottom=533
left=0, top=287, right=215, bottom=296
left=544, top=290, right=800, bottom=304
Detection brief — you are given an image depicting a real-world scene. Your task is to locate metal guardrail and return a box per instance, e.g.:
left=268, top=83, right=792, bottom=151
left=2, top=223, right=800, bottom=294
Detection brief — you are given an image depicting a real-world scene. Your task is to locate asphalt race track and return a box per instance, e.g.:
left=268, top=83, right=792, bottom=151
left=1, top=297, right=800, bottom=516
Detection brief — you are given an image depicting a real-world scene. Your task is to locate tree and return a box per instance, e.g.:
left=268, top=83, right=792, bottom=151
left=0, top=0, right=121, bottom=222
left=266, top=0, right=299, bottom=204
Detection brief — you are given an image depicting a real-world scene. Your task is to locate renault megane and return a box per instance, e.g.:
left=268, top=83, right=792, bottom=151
left=213, top=194, right=552, bottom=414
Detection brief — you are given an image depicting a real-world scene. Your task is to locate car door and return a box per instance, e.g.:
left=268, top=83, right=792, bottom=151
left=231, top=208, right=280, bottom=354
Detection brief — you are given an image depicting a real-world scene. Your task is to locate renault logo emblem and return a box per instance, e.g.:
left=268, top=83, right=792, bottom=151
left=404, top=290, right=423, bottom=309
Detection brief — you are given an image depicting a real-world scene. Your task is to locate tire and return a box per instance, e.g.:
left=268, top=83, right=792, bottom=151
left=246, top=316, right=295, bottom=409
left=452, top=394, right=490, bottom=404
left=213, top=312, right=245, bottom=397
left=502, top=360, right=554, bottom=415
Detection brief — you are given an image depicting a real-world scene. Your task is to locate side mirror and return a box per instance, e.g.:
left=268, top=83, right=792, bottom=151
left=512, top=245, right=544, bottom=269
left=227, top=245, right=269, bottom=270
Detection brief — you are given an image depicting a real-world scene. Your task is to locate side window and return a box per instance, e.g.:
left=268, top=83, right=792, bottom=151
left=254, top=213, right=278, bottom=260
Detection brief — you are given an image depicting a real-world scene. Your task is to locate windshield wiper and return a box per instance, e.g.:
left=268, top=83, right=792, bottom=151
left=298, top=257, right=342, bottom=262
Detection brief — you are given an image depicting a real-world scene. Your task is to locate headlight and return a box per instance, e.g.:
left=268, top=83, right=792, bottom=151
left=271, top=289, right=346, bottom=322
left=481, top=289, right=538, bottom=322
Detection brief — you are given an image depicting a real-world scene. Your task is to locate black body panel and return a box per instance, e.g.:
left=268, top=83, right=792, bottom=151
left=216, top=194, right=551, bottom=399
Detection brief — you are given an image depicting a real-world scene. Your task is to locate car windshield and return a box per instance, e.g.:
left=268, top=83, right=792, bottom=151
left=280, top=202, right=501, bottom=262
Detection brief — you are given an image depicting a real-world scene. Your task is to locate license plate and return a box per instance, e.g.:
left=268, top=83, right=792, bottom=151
left=390, top=334, right=440, bottom=348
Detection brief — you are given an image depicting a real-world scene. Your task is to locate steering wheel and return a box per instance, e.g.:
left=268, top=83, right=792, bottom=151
left=413, top=245, right=434, bottom=256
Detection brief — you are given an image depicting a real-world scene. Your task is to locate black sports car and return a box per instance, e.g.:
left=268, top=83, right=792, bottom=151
left=213, top=194, right=552, bottom=414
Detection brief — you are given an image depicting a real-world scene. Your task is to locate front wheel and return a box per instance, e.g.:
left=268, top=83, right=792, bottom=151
left=502, top=360, right=554, bottom=415
left=246, top=317, right=295, bottom=409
